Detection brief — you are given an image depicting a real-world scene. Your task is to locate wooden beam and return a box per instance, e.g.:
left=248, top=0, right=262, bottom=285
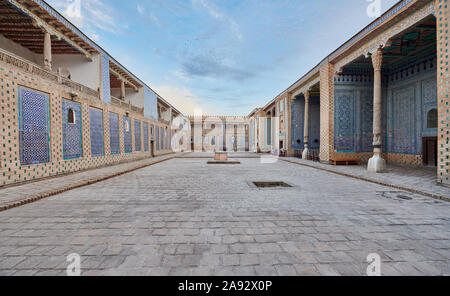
left=110, top=68, right=139, bottom=91
left=5, top=0, right=93, bottom=61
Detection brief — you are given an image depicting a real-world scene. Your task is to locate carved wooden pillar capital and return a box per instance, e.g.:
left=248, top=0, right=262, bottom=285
left=371, top=47, right=383, bottom=72
left=304, top=90, right=310, bottom=102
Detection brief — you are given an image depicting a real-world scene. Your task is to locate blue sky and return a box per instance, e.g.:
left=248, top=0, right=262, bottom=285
left=47, top=0, right=399, bottom=116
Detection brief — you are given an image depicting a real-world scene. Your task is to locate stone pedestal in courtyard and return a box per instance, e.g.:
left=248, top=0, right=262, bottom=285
left=214, top=152, right=228, bottom=161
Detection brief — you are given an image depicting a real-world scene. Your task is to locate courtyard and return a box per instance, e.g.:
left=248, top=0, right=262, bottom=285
left=0, top=155, right=449, bottom=276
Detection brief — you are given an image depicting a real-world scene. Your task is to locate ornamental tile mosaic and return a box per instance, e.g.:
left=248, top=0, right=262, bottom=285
left=18, top=86, right=50, bottom=166
left=143, top=122, right=149, bottom=152
left=135, top=120, right=141, bottom=152
left=101, top=54, right=111, bottom=104
left=151, top=124, right=155, bottom=140
left=109, top=112, right=120, bottom=155
left=390, top=85, right=416, bottom=154
left=123, top=116, right=132, bottom=153
left=62, top=99, right=82, bottom=159
left=334, top=89, right=355, bottom=152
left=310, top=97, right=321, bottom=150
left=359, top=90, right=374, bottom=153
left=89, top=107, right=104, bottom=157
left=156, top=126, right=160, bottom=151
left=160, top=127, right=164, bottom=150
left=291, top=98, right=305, bottom=150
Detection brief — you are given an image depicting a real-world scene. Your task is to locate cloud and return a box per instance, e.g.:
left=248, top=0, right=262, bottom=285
left=191, top=0, right=243, bottom=41
left=137, top=4, right=145, bottom=15
left=152, top=85, right=205, bottom=115
left=136, top=4, right=163, bottom=28
left=179, top=52, right=256, bottom=82
left=46, top=0, right=125, bottom=38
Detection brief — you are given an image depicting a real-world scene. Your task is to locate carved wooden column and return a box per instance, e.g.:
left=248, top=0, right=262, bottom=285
left=43, top=31, right=52, bottom=71
left=120, top=80, right=126, bottom=100
left=302, top=90, right=310, bottom=160
left=368, top=47, right=386, bottom=173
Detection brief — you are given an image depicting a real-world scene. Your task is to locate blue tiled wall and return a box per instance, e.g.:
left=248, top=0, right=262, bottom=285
left=386, top=59, right=437, bottom=155
left=156, top=127, right=159, bottom=151
left=101, top=54, right=111, bottom=104
left=143, top=122, right=149, bottom=152
left=291, top=96, right=320, bottom=150
left=123, top=116, right=132, bottom=153
left=18, top=86, right=50, bottom=165
left=89, top=107, right=104, bottom=157
left=109, top=112, right=120, bottom=155
left=333, top=56, right=437, bottom=155
left=144, top=87, right=158, bottom=121
left=135, top=120, right=141, bottom=152
left=62, top=99, right=82, bottom=159
left=160, top=127, right=164, bottom=150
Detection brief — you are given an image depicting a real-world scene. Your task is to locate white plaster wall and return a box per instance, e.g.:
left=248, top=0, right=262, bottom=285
left=52, top=54, right=100, bottom=91
left=110, top=87, right=143, bottom=108
left=0, top=34, right=41, bottom=65
left=128, top=87, right=144, bottom=108
left=111, top=88, right=121, bottom=98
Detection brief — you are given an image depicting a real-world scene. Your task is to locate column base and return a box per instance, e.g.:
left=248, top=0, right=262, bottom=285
left=302, top=148, right=309, bottom=160
left=368, top=154, right=386, bottom=173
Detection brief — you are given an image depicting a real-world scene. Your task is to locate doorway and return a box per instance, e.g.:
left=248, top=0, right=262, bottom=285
left=422, top=137, right=437, bottom=166
left=150, top=141, right=155, bottom=157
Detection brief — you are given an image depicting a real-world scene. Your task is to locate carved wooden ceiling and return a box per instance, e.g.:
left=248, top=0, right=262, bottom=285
left=0, top=0, right=97, bottom=55
left=345, top=16, right=437, bottom=72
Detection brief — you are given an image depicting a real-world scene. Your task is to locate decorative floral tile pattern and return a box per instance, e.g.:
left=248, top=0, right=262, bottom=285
left=143, top=122, right=149, bottom=152
left=109, top=112, right=120, bottom=155
left=156, top=126, right=160, bottom=151
left=123, top=116, right=132, bottom=153
left=18, top=86, right=50, bottom=165
left=134, top=120, right=141, bottom=152
left=89, top=107, right=104, bottom=157
left=62, top=99, right=82, bottom=159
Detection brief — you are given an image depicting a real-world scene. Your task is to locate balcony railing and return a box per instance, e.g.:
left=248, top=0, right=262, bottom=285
left=111, top=96, right=144, bottom=115
left=0, top=47, right=99, bottom=98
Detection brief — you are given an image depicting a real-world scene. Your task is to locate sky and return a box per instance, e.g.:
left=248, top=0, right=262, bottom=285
left=46, top=0, right=399, bottom=116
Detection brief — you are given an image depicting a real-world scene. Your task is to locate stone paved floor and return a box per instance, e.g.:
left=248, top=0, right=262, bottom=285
left=0, top=153, right=180, bottom=210
left=282, top=157, right=450, bottom=200
left=0, top=157, right=449, bottom=276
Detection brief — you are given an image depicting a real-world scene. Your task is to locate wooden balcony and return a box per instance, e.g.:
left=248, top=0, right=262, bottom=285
left=0, top=47, right=99, bottom=98
left=111, top=96, right=144, bottom=115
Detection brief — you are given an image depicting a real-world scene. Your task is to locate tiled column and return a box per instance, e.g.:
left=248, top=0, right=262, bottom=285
left=436, top=0, right=450, bottom=185
left=286, top=93, right=293, bottom=156
left=368, top=47, right=386, bottom=173
left=302, top=91, right=310, bottom=160
left=43, top=31, right=52, bottom=71
left=319, top=61, right=334, bottom=163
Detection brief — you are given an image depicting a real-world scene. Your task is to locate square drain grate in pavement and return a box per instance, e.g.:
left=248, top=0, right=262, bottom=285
left=253, top=181, right=292, bottom=188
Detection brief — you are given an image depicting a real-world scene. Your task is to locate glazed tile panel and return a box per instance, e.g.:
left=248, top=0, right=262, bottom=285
left=101, top=54, right=111, bottom=104
left=156, top=127, right=159, bottom=151
left=309, top=97, right=321, bottom=150
left=62, top=99, right=82, bottom=159
left=334, top=90, right=355, bottom=152
left=160, top=127, right=164, bottom=150
left=291, top=98, right=304, bottom=150
left=18, top=86, right=50, bottom=165
left=143, top=122, right=149, bottom=152
left=89, top=107, right=104, bottom=157
left=123, top=116, right=132, bottom=153
left=135, top=120, right=141, bottom=152
left=109, top=112, right=120, bottom=155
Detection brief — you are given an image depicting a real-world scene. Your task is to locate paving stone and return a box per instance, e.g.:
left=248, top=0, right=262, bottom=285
left=0, top=156, right=448, bottom=275
left=294, top=264, right=320, bottom=276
